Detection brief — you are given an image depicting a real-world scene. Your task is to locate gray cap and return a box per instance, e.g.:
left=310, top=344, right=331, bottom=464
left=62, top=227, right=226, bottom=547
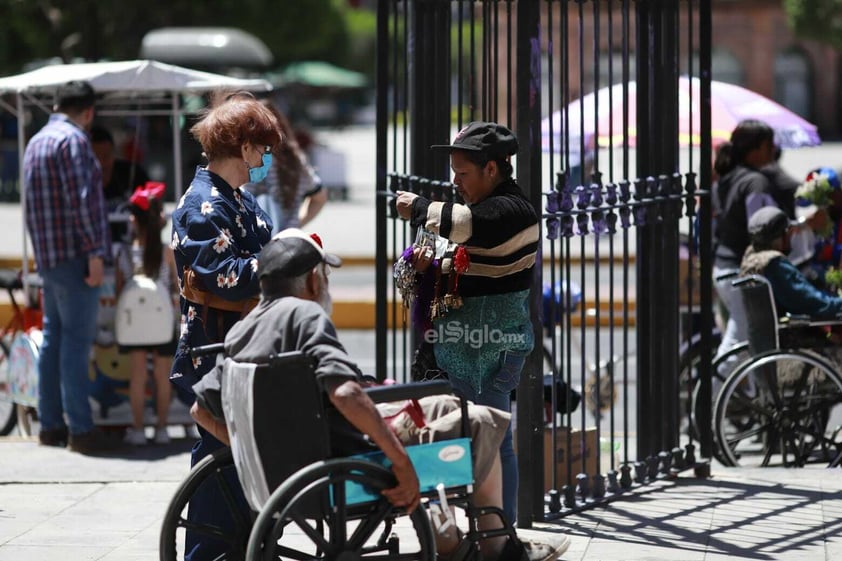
left=748, top=206, right=793, bottom=246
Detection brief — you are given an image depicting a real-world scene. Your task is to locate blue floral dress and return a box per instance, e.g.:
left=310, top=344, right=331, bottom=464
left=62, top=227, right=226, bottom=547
left=169, top=167, right=273, bottom=399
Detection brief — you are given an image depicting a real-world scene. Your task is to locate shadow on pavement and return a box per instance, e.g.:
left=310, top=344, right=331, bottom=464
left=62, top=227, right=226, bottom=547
left=555, top=474, right=840, bottom=559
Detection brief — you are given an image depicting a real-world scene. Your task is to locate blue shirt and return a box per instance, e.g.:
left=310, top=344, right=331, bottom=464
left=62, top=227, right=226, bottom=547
left=169, top=167, right=273, bottom=395
left=23, top=113, right=108, bottom=271
left=764, top=256, right=842, bottom=319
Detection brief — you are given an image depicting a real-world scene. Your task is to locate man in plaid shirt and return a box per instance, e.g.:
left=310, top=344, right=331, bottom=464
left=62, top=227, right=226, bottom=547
left=24, top=80, right=113, bottom=454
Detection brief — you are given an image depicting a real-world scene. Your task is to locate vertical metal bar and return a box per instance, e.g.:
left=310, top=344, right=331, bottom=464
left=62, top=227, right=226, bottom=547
left=488, top=2, right=496, bottom=122
left=375, top=0, right=390, bottom=382
left=515, top=0, right=542, bottom=528
left=506, top=0, right=513, bottom=125
left=621, top=0, right=632, bottom=467
left=469, top=0, right=476, bottom=121
left=607, top=0, right=617, bottom=473
left=17, top=94, right=28, bottom=280
left=697, top=0, right=714, bottom=460
left=591, top=0, right=603, bottom=479
left=171, top=94, right=183, bottom=202
left=457, top=0, right=464, bottom=127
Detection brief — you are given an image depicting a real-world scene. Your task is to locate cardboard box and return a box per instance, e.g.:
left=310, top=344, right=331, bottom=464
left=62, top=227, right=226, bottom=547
left=542, top=427, right=598, bottom=489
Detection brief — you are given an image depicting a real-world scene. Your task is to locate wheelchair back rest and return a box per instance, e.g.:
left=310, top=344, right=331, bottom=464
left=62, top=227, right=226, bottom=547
left=221, top=352, right=329, bottom=512
left=732, top=275, right=780, bottom=355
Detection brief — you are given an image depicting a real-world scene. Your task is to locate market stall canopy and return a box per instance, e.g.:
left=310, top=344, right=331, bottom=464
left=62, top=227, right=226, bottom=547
left=0, top=59, right=272, bottom=96
left=140, top=27, right=273, bottom=68
left=271, top=61, right=367, bottom=88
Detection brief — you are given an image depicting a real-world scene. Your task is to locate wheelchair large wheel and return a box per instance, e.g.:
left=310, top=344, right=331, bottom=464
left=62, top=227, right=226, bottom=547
left=713, top=349, right=842, bottom=467
left=247, top=458, right=435, bottom=561
left=687, top=341, right=750, bottom=445
left=159, top=447, right=254, bottom=561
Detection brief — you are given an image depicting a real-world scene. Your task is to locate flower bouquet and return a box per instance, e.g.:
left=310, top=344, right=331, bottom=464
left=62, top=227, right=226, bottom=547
left=796, top=170, right=836, bottom=238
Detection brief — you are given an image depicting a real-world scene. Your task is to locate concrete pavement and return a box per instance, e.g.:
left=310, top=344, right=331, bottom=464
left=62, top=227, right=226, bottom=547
left=1, top=434, right=840, bottom=561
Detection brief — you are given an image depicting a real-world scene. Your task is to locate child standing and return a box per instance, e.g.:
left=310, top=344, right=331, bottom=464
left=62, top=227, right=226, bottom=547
left=116, top=182, right=179, bottom=445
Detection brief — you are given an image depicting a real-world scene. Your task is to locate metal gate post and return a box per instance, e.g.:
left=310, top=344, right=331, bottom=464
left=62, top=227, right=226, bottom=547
left=635, top=0, right=682, bottom=456
left=374, top=0, right=390, bottom=382
left=515, top=0, right=543, bottom=527
left=409, top=0, right=452, bottom=179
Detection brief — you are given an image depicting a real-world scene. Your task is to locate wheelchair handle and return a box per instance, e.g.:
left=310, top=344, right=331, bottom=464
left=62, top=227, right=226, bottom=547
left=714, top=270, right=740, bottom=282
left=365, top=379, right=453, bottom=404
left=190, top=343, right=226, bottom=359
left=731, top=274, right=764, bottom=287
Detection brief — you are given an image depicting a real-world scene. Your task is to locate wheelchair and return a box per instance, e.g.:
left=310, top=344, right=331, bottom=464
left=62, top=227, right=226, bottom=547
left=160, top=345, right=520, bottom=561
left=711, top=275, right=842, bottom=468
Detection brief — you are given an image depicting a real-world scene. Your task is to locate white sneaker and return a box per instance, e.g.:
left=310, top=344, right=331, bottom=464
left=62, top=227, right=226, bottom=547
left=124, top=427, right=147, bottom=446
left=520, top=535, right=571, bottom=561
left=153, top=427, right=171, bottom=445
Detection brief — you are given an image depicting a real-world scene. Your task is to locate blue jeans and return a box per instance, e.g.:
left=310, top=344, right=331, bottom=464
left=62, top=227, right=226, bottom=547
left=447, top=350, right=526, bottom=525
left=713, top=266, right=746, bottom=358
left=38, top=257, right=100, bottom=435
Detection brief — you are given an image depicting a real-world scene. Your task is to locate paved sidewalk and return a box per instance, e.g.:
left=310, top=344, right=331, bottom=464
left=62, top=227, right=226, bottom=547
left=1, top=435, right=840, bottom=561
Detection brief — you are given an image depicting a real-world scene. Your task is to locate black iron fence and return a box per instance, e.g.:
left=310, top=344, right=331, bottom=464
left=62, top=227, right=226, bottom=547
left=375, top=0, right=714, bottom=525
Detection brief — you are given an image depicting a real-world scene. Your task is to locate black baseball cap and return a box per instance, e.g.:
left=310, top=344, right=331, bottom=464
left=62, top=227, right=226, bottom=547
left=258, top=229, right=342, bottom=279
left=430, top=121, right=519, bottom=159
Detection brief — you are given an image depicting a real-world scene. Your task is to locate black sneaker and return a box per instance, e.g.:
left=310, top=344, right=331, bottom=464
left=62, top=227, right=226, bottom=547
left=67, top=429, right=122, bottom=455
left=38, top=427, right=69, bottom=447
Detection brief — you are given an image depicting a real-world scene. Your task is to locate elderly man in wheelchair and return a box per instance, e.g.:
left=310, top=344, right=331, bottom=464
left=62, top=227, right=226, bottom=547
left=710, top=206, right=842, bottom=468
left=166, top=228, right=570, bottom=561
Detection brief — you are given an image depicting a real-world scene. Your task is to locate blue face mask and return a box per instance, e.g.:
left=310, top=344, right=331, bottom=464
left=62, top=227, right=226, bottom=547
left=248, top=152, right=272, bottom=183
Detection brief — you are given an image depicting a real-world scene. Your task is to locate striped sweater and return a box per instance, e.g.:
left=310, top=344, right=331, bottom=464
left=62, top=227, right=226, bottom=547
left=409, top=178, right=539, bottom=296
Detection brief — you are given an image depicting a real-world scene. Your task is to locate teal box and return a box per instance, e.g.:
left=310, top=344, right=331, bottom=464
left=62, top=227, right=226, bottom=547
left=342, top=438, right=473, bottom=505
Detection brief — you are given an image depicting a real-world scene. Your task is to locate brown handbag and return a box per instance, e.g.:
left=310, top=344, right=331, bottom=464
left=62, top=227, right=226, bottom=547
left=181, top=267, right=259, bottom=315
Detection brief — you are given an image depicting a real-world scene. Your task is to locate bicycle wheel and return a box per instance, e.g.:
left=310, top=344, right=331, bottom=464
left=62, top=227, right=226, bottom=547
left=713, top=349, right=842, bottom=467
left=0, top=336, right=17, bottom=436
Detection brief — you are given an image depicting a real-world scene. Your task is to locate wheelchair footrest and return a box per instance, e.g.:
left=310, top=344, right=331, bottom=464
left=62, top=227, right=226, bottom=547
left=345, top=438, right=473, bottom=505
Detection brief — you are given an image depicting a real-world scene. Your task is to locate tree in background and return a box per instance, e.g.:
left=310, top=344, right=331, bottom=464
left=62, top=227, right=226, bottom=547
left=0, top=0, right=376, bottom=78
left=784, top=0, right=842, bottom=49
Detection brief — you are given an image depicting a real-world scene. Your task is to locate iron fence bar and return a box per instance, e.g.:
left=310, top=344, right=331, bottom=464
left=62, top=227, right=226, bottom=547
left=375, top=0, right=390, bottom=382
left=606, top=0, right=618, bottom=475
left=457, top=0, right=464, bottom=127
left=697, top=0, right=714, bottom=460
left=590, top=0, right=604, bottom=484
left=506, top=0, right=513, bottom=125
left=516, top=0, right=543, bottom=528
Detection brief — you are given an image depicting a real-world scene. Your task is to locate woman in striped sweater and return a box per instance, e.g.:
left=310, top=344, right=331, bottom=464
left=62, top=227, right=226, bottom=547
left=396, top=121, right=538, bottom=524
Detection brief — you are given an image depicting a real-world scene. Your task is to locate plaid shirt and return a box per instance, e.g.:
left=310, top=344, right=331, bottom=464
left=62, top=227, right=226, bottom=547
left=24, top=113, right=108, bottom=271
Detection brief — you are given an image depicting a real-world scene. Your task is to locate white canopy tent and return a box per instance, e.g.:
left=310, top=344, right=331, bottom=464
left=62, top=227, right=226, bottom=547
left=0, top=59, right=272, bottom=275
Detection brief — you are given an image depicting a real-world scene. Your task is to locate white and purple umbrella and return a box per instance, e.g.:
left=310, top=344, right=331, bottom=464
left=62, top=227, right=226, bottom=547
left=542, top=76, right=821, bottom=156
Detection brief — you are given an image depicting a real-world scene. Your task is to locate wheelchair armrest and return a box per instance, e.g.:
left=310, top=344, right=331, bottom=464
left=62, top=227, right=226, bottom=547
left=365, top=379, right=453, bottom=403
left=190, top=343, right=226, bottom=360
left=781, top=313, right=812, bottom=327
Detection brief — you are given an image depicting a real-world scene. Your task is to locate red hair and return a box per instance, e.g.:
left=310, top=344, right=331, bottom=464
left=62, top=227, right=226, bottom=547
left=190, top=92, right=282, bottom=161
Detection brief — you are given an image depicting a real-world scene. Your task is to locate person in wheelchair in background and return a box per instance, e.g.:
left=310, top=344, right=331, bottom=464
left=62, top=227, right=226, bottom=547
left=741, top=206, right=842, bottom=337
left=190, top=228, right=571, bottom=561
